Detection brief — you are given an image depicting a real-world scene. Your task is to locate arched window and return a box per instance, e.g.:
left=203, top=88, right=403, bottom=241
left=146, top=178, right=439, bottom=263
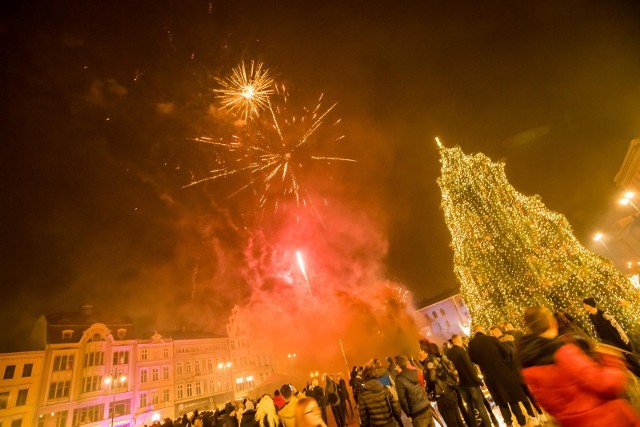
left=432, top=311, right=438, bottom=319
left=177, top=363, right=183, bottom=375
left=185, top=362, right=192, bottom=373
left=440, top=308, right=446, bottom=316
left=117, top=329, right=127, bottom=340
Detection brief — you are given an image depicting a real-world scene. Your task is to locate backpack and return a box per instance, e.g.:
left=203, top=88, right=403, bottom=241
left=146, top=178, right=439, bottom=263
left=427, top=355, right=459, bottom=399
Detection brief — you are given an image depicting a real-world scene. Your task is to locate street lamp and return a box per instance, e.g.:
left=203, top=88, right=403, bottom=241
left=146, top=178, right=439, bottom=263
left=619, top=192, right=640, bottom=213
left=104, top=371, right=127, bottom=427
left=217, top=361, right=232, bottom=392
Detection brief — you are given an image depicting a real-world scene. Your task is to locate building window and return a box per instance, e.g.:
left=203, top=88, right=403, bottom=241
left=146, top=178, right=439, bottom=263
left=16, top=389, right=28, bottom=406
left=177, top=384, right=183, bottom=400
left=140, top=393, right=147, bottom=407
left=62, top=330, right=74, bottom=341
left=176, top=363, right=183, bottom=375
left=195, top=381, right=202, bottom=396
left=21, top=363, right=33, bottom=378
left=48, top=381, right=71, bottom=399
left=432, top=311, right=438, bottom=319
left=90, top=333, right=104, bottom=342
left=140, top=370, right=148, bottom=383
left=152, top=391, right=159, bottom=404
left=72, top=404, right=104, bottom=425
left=440, top=308, right=446, bottom=316
left=84, top=351, right=104, bottom=367
left=163, top=388, right=170, bottom=402
left=186, top=383, right=193, bottom=398
left=141, top=349, right=148, bottom=361
left=3, top=365, right=16, bottom=379
left=53, top=355, right=74, bottom=371
left=445, top=320, right=451, bottom=329
left=163, top=347, right=169, bottom=359
left=185, top=362, right=191, bottom=373
left=10, top=419, right=22, bottom=427
left=163, top=366, right=169, bottom=380
left=82, top=376, right=102, bottom=393
left=117, top=328, right=127, bottom=340
left=207, top=359, right=213, bottom=372
left=195, top=361, right=200, bottom=373
left=109, top=399, right=130, bottom=419
left=113, top=351, right=129, bottom=365
left=152, top=368, right=159, bottom=381
left=0, top=392, right=9, bottom=409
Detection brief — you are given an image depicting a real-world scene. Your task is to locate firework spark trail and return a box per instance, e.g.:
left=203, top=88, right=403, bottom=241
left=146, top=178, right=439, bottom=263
left=214, top=61, right=274, bottom=122
left=296, top=250, right=312, bottom=296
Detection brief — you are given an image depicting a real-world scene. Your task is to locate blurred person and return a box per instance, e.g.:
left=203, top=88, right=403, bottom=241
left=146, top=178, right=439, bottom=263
left=503, top=322, right=524, bottom=342
left=353, top=368, right=366, bottom=408
left=468, top=325, right=531, bottom=427
left=307, top=378, right=328, bottom=424
left=278, top=384, right=299, bottom=427
left=394, top=355, right=435, bottom=427
left=448, top=334, right=493, bottom=427
left=490, top=326, right=545, bottom=424
left=583, top=297, right=633, bottom=352
left=358, top=366, right=402, bottom=427
left=518, top=306, right=640, bottom=426
left=255, top=395, right=283, bottom=427
left=337, top=372, right=354, bottom=418
left=295, top=397, right=327, bottom=427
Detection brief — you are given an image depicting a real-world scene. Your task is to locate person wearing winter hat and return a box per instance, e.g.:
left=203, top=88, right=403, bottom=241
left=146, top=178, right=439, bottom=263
left=583, top=297, right=633, bottom=352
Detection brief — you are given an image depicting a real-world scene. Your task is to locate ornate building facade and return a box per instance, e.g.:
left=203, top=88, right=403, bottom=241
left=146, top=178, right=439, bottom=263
left=0, top=304, right=272, bottom=426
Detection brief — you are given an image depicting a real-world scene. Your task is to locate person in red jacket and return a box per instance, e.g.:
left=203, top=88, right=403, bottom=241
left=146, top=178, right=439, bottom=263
left=517, top=306, right=640, bottom=427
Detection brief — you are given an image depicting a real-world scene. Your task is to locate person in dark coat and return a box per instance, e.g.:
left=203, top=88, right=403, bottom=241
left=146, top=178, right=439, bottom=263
left=424, top=343, right=465, bottom=427
left=240, top=401, right=257, bottom=427
left=326, top=374, right=345, bottom=427
left=583, top=297, right=633, bottom=351
left=393, top=355, right=434, bottom=427
left=448, top=334, right=493, bottom=427
left=468, top=325, right=529, bottom=427
left=352, top=368, right=365, bottom=408
left=337, top=373, right=354, bottom=418
left=518, top=306, right=640, bottom=427
left=358, top=366, right=402, bottom=427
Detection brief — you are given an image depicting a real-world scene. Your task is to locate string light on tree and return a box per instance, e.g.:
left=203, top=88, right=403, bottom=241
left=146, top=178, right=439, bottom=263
left=436, top=139, right=640, bottom=344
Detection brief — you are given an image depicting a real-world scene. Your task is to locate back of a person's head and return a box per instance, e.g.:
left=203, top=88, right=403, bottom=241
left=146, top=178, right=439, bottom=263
left=427, top=342, right=440, bottom=356
left=524, top=306, right=552, bottom=335
left=394, top=355, right=408, bottom=368
left=274, top=389, right=280, bottom=397
left=371, top=358, right=383, bottom=369
left=280, top=384, right=292, bottom=399
left=362, top=366, right=377, bottom=381
left=311, top=378, right=319, bottom=387
left=451, top=334, right=462, bottom=345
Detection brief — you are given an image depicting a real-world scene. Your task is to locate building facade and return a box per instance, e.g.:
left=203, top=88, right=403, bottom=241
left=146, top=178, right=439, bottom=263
left=0, top=304, right=273, bottom=426
left=416, top=293, right=472, bottom=344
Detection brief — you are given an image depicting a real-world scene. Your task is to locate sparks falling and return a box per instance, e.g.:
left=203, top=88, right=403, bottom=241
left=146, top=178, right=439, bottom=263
left=214, top=61, right=274, bottom=123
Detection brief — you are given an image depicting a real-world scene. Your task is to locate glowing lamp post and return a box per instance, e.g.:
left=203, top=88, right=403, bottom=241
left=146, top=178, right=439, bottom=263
left=619, top=192, right=640, bottom=213
left=104, top=371, right=127, bottom=427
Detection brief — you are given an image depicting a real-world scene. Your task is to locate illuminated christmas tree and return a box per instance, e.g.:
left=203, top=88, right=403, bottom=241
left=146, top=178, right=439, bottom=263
left=437, top=141, right=640, bottom=343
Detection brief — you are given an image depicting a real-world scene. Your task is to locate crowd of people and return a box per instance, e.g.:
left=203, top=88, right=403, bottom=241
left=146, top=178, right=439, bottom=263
left=149, top=297, right=640, bottom=427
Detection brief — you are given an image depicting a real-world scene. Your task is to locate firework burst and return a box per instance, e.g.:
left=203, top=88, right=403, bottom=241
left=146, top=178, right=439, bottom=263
left=214, top=61, right=274, bottom=122
left=186, top=83, right=355, bottom=221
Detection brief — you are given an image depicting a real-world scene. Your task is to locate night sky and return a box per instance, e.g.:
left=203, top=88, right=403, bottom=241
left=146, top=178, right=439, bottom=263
left=2, top=1, right=640, bottom=351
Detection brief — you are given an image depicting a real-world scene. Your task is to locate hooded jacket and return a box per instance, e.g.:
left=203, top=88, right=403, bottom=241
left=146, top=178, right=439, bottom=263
left=518, top=334, right=640, bottom=426
left=358, top=379, right=401, bottom=427
left=394, top=368, right=430, bottom=419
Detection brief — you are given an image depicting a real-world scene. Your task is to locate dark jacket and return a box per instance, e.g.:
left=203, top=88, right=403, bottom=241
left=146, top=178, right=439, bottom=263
left=589, top=309, right=633, bottom=352
left=240, top=410, right=257, bottom=427
left=394, top=368, right=430, bottom=419
left=446, top=344, right=482, bottom=387
left=518, top=334, right=640, bottom=426
left=358, top=379, right=401, bottom=427
left=468, top=331, right=525, bottom=405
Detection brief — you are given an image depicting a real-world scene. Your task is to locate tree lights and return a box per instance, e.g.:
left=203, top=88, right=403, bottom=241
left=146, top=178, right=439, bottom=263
left=437, top=142, right=640, bottom=345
